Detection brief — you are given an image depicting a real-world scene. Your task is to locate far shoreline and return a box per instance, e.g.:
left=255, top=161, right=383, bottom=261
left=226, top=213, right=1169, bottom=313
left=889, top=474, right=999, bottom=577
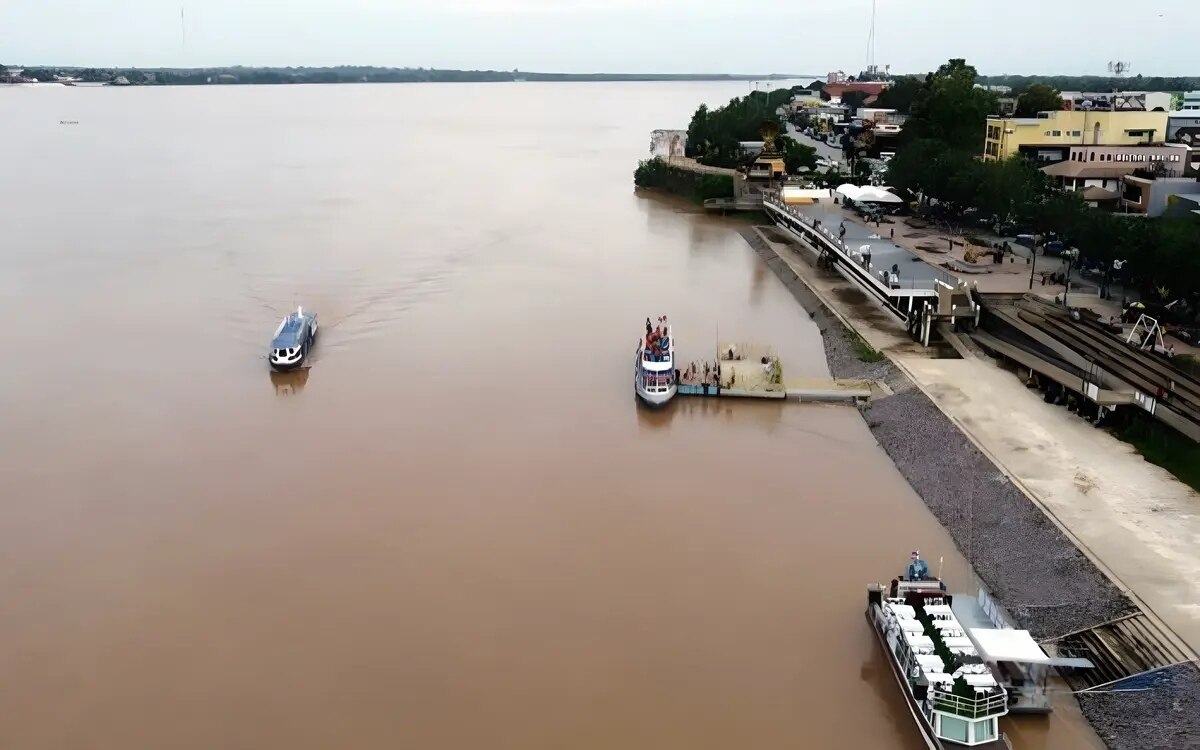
left=5, top=66, right=817, bottom=87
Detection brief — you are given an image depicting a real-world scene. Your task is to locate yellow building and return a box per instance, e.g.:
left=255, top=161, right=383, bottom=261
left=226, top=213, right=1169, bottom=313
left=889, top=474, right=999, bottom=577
left=983, top=110, right=1169, bottom=160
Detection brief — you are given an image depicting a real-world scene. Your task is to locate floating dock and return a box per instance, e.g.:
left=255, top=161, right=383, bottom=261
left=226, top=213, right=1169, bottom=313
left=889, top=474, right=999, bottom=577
left=677, top=341, right=875, bottom=404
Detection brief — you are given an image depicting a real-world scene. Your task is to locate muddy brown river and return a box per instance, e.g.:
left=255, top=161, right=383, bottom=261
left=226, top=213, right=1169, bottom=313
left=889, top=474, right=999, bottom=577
left=0, top=82, right=1101, bottom=749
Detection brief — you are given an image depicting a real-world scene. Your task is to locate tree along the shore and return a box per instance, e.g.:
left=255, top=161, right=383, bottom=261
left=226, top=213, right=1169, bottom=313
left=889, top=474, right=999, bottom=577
left=886, top=58, right=1200, bottom=303
left=633, top=158, right=735, bottom=202
left=685, top=88, right=796, bottom=169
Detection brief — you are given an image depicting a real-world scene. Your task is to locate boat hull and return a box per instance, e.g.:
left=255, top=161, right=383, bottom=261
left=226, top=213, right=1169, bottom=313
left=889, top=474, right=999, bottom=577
left=269, top=355, right=308, bottom=372
left=635, top=384, right=677, bottom=407
left=867, top=604, right=944, bottom=750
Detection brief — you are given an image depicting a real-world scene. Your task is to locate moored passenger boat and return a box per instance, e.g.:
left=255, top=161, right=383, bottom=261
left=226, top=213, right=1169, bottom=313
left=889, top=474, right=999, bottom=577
left=635, top=316, right=677, bottom=407
left=866, top=553, right=1011, bottom=749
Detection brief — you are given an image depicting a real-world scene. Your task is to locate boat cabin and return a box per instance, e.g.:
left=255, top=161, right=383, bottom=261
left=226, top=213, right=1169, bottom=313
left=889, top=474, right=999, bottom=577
left=269, top=308, right=317, bottom=370
left=272, top=317, right=308, bottom=361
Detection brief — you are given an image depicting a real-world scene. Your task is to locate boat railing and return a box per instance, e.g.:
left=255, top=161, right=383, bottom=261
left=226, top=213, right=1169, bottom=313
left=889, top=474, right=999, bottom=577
left=929, top=687, right=1008, bottom=720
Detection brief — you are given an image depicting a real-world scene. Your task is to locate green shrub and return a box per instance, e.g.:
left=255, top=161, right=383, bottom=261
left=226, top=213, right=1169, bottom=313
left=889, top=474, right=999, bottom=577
left=633, top=157, right=735, bottom=203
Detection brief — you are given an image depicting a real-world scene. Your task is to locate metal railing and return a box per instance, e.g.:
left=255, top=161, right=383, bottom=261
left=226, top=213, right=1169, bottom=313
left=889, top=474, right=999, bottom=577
left=929, top=687, right=1008, bottom=719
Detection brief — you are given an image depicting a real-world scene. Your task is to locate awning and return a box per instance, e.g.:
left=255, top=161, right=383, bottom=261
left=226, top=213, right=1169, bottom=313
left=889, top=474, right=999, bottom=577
left=1041, top=161, right=1136, bottom=179
left=1080, top=185, right=1120, bottom=201
left=969, top=628, right=1050, bottom=663
left=969, top=628, right=1096, bottom=669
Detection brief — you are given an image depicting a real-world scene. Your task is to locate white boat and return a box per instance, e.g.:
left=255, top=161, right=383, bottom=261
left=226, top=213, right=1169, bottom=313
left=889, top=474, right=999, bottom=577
left=268, top=306, right=318, bottom=371
left=635, top=317, right=677, bottom=407
left=866, top=554, right=1011, bottom=749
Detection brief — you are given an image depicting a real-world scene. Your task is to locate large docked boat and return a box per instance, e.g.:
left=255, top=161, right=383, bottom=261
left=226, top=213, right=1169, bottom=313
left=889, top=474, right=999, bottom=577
left=268, top=307, right=318, bottom=371
left=866, top=554, right=1011, bottom=749
left=635, top=316, right=677, bottom=407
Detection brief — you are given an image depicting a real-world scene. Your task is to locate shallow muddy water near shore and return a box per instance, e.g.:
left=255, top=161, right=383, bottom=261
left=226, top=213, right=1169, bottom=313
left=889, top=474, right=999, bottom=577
left=0, top=82, right=1099, bottom=749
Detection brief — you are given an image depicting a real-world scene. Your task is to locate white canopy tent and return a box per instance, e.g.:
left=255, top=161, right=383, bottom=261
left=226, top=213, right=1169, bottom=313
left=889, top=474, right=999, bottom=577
left=834, top=184, right=903, bottom=203
left=858, top=186, right=904, bottom=203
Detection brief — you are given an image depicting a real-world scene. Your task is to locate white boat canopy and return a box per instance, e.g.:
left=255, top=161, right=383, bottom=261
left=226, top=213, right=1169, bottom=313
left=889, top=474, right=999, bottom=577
left=968, top=628, right=1052, bottom=664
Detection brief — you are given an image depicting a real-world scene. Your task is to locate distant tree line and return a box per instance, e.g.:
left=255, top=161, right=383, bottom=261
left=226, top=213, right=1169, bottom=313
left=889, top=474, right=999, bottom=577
left=978, top=73, right=1200, bottom=95
left=4, top=65, right=796, bottom=86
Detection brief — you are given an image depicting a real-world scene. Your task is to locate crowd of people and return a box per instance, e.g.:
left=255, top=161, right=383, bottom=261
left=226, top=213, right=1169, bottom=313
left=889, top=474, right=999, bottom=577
left=680, top=360, right=721, bottom=387
left=642, top=316, right=671, bottom=362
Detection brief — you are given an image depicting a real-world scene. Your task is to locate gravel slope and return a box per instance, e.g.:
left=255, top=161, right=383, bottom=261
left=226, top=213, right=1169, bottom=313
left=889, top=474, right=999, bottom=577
left=742, top=227, right=1200, bottom=750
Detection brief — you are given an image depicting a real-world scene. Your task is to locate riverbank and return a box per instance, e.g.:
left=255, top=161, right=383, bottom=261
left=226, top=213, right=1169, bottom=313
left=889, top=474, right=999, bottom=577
left=739, top=226, right=1200, bottom=750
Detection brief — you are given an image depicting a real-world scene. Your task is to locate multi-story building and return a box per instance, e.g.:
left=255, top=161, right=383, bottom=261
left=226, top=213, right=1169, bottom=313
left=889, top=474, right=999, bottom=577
left=983, top=110, right=1170, bottom=160
left=1181, top=90, right=1200, bottom=110
left=1039, top=143, right=1190, bottom=208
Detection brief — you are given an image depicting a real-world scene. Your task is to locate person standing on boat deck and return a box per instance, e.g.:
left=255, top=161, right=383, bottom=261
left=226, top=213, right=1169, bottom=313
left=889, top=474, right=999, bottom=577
left=907, top=551, right=929, bottom=581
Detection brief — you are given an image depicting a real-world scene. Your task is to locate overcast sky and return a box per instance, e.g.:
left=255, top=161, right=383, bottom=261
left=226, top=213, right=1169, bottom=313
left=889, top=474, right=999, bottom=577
left=2, top=0, right=1193, bottom=76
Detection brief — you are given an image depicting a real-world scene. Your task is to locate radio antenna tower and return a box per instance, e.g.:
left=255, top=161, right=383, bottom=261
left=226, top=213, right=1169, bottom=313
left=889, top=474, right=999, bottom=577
left=866, top=0, right=877, bottom=72
left=1108, top=60, right=1132, bottom=77
left=181, top=6, right=187, bottom=52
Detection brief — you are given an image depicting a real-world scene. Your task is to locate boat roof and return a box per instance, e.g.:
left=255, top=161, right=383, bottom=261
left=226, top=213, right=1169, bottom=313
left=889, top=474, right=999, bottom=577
left=641, top=359, right=674, bottom=371
left=271, top=315, right=309, bottom=348
left=967, top=628, right=1050, bottom=664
